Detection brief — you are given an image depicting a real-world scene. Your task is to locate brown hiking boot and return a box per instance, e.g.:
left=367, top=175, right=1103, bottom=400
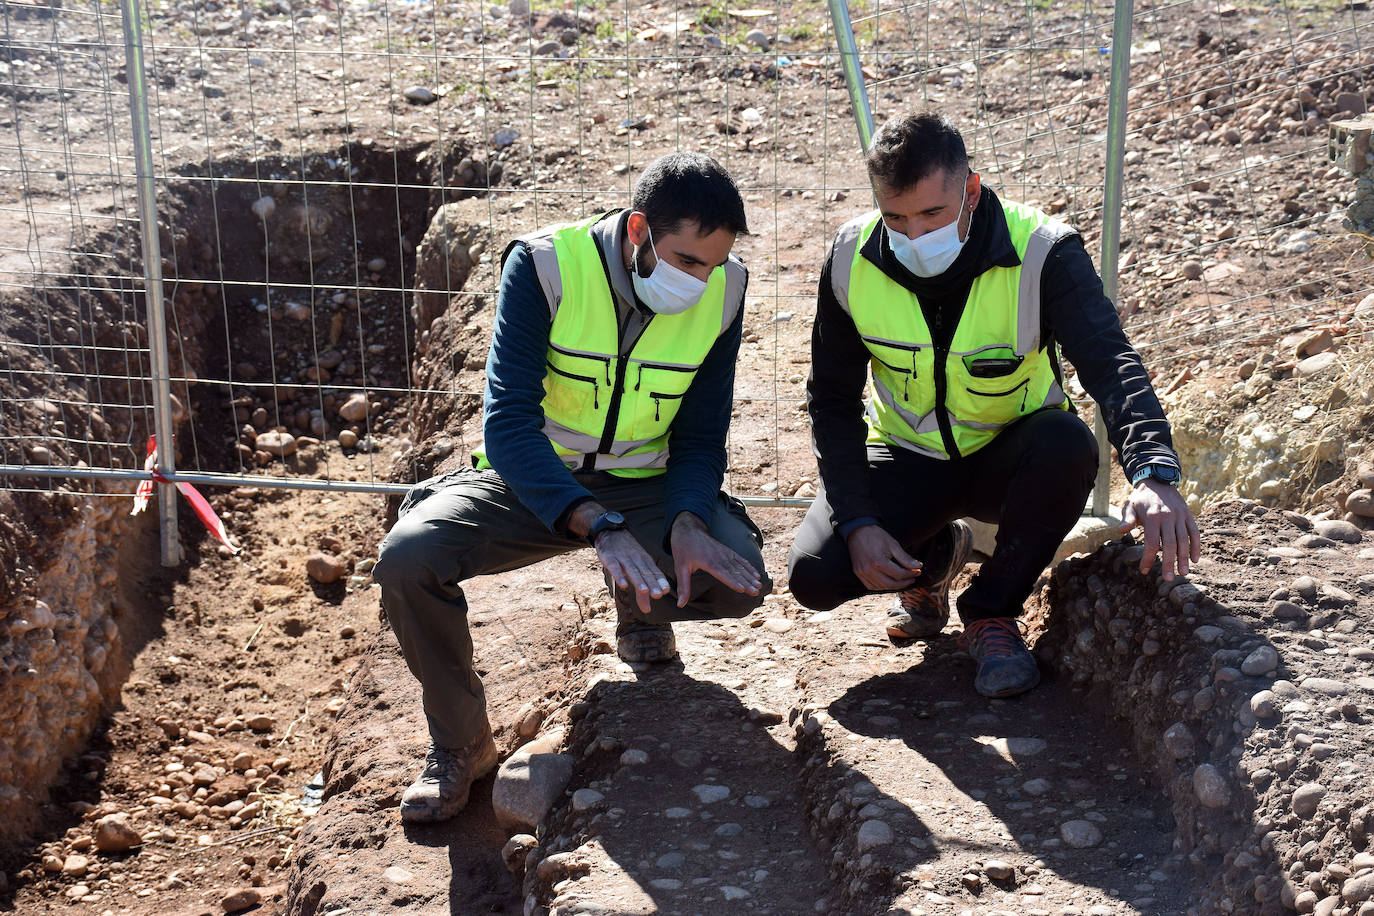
left=610, top=584, right=678, bottom=663
left=615, top=609, right=677, bottom=663
left=616, top=618, right=677, bottom=663
left=399, top=722, right=499, bottom=823
left=886, top=519, right=974, bottom=639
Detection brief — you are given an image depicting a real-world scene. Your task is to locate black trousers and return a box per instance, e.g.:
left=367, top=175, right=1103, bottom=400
left=787, top=408, right=1099, bottom=623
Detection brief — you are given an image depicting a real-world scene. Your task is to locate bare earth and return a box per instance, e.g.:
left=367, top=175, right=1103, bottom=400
left=1, top=0, right=1373, bottom=913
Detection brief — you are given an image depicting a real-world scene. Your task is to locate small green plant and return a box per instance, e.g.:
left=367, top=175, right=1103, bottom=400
left=699, top=0, right=732, bottom=30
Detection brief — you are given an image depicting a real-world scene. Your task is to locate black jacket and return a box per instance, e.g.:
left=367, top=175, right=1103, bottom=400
left=808, top=187, right=1180, bottom=530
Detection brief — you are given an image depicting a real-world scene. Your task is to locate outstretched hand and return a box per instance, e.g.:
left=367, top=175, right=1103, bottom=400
left=845, top=523, right=922, bottom=592
left=569, top=501, right=670, bottom=614
left=594, top=528, right=671, bottom=614
left=1119, top=480, right=1201, bottom=582
left=669, top=512, right=764, bottom=607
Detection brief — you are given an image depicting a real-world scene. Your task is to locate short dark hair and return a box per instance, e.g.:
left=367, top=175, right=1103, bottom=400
left=865, top=111, right=969, bottom=193
left=631, top=152, right=749, bottom=238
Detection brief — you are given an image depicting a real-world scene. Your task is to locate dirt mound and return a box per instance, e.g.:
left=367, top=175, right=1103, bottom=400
left=1167, top=326, right=1374, bottom=516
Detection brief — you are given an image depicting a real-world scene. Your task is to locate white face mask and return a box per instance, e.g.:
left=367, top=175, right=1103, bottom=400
left=631, top=225, right=709, bottom=316
left=886, top=184, right=970, bottom=278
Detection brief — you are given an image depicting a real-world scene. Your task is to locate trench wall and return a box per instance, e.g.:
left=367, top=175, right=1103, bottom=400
left=1039, top=510, right=1374, bottom=916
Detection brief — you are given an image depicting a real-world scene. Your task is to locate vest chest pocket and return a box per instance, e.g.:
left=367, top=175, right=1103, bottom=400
left=543, top=349, right=610, bottom=421
left=957, top=350, right=1035, bottom=423
left=626, top=361, right=697, bottom=440
left=862, top=338, right=934, bottom=414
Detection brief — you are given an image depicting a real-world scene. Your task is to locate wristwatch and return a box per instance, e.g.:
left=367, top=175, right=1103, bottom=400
left=1131, top=462, right=1182, bottom=487
left=586, top=510, right=628, bottom=547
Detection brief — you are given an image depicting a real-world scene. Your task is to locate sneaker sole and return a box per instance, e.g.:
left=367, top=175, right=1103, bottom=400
left=885, top=621, right=945, bottom=640
left=976, top=680, right=1040, bottom=699
left=617, top=623, right=677, bottom=663
left=617, top=641, right=679, bottom=664
left=974, top=666, right=1041, bottom=699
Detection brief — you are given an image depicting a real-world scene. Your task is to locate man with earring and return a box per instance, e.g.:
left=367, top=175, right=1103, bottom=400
left=788, top=111, right=1199, bottom=699
left=374, top=152, right=769, bottom=822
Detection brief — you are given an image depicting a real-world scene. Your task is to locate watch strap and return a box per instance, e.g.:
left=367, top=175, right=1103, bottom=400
left=586, top=511, right=627, bottom=547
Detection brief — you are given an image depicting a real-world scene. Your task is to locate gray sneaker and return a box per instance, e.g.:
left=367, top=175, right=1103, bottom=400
left=399, top=723, right=499, bottom=823
left=886, top=519, right=974, bottom=639
left=959, top=617, right=1041, bottom=698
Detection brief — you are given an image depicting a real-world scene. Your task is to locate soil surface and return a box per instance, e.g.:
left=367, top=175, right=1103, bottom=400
left=2, top=0, right=1374, bottom=913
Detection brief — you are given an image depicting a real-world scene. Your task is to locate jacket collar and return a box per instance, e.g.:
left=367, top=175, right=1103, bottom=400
left=593, top=208, right=659, bottom=317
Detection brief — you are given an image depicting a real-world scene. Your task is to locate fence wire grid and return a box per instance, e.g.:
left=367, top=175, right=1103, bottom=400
left=2, top=0, right=1372, bottom=558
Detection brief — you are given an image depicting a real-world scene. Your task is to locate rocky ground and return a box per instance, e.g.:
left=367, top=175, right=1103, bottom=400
left=277, top=485, right=1374, bottom=916
left=2, top=0, right=1374, bottom=912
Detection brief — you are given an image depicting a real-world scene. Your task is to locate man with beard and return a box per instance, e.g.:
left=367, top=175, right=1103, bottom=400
left=375, top=153, right=769, bottom=822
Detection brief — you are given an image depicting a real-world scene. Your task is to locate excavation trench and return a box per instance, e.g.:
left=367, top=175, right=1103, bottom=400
left=0, top=139, right=469, bottom=894
left=287, top=497, right=1374, bottom=916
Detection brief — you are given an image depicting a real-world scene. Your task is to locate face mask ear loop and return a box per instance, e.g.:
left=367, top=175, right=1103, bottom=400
left=644, top=224, right=661, bottom=273
left=955, top=184, right=970, bottom=241
left=632, top=218, right=659, bottom=280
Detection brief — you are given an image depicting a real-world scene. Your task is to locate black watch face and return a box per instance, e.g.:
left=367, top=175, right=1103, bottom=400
left=1153, top=465, right=1180, bottom=484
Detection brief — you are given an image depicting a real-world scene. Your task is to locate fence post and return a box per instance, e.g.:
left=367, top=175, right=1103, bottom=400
left=828, top=0, right=875, bottom=152
left=120, top=0, right=181, bottom=566
left=1095, top=0, right=1136, bottom=517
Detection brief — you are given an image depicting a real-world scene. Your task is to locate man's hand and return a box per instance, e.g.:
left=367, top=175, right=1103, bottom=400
left=669, top=512, right=764, bottom=607
left=844, top=524, right=922, bottom=592
left=569, top=502, right=669, bottom=614
left=1119, top=480, right=1201, bottom=582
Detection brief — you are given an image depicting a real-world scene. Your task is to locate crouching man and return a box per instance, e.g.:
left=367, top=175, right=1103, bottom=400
left=788, top=112, right=1199, bottom=700
left=374, top=153, right=770, bottom=823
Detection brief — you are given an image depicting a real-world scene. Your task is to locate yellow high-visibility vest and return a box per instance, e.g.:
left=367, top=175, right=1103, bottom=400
left=475, top=212, right=745, bottom=475
left=830, top=199, right=1076, bottom=459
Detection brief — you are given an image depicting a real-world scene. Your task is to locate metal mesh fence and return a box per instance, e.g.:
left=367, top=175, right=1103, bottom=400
left=844, top=0, right=1373, bottom=374
left=2, top=0, right=1372, bottom=554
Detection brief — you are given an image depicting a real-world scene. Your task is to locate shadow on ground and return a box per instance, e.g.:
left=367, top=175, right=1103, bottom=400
left=826, top=636, right=1194, bottom=914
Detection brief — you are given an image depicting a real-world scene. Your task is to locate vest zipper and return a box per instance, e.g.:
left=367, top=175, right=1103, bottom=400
left=649, top=391, right=685, bottom=421
left=595, top=318, right=652, bottom=461
left=933, top=345, right=960, bottom=459
left=549, top=343, right=612, bottom=384
left=634, top=360, right=694, bottom=391
left=965, top=378, right=1028, bottom=399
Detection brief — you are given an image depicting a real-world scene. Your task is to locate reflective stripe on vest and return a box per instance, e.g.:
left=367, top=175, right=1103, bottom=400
left=476, top=212, right=743, bottom=475
left=830, top=199, right=1077, bottom=459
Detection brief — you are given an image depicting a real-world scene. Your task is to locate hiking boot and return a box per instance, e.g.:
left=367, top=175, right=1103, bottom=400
left=399, top=722, right=499, bottom=823
left=616, top=616, right=677, bottom=664
left=958, top=617, right=1041, bottom=698
left=886, top=519, right=974, bottom=639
